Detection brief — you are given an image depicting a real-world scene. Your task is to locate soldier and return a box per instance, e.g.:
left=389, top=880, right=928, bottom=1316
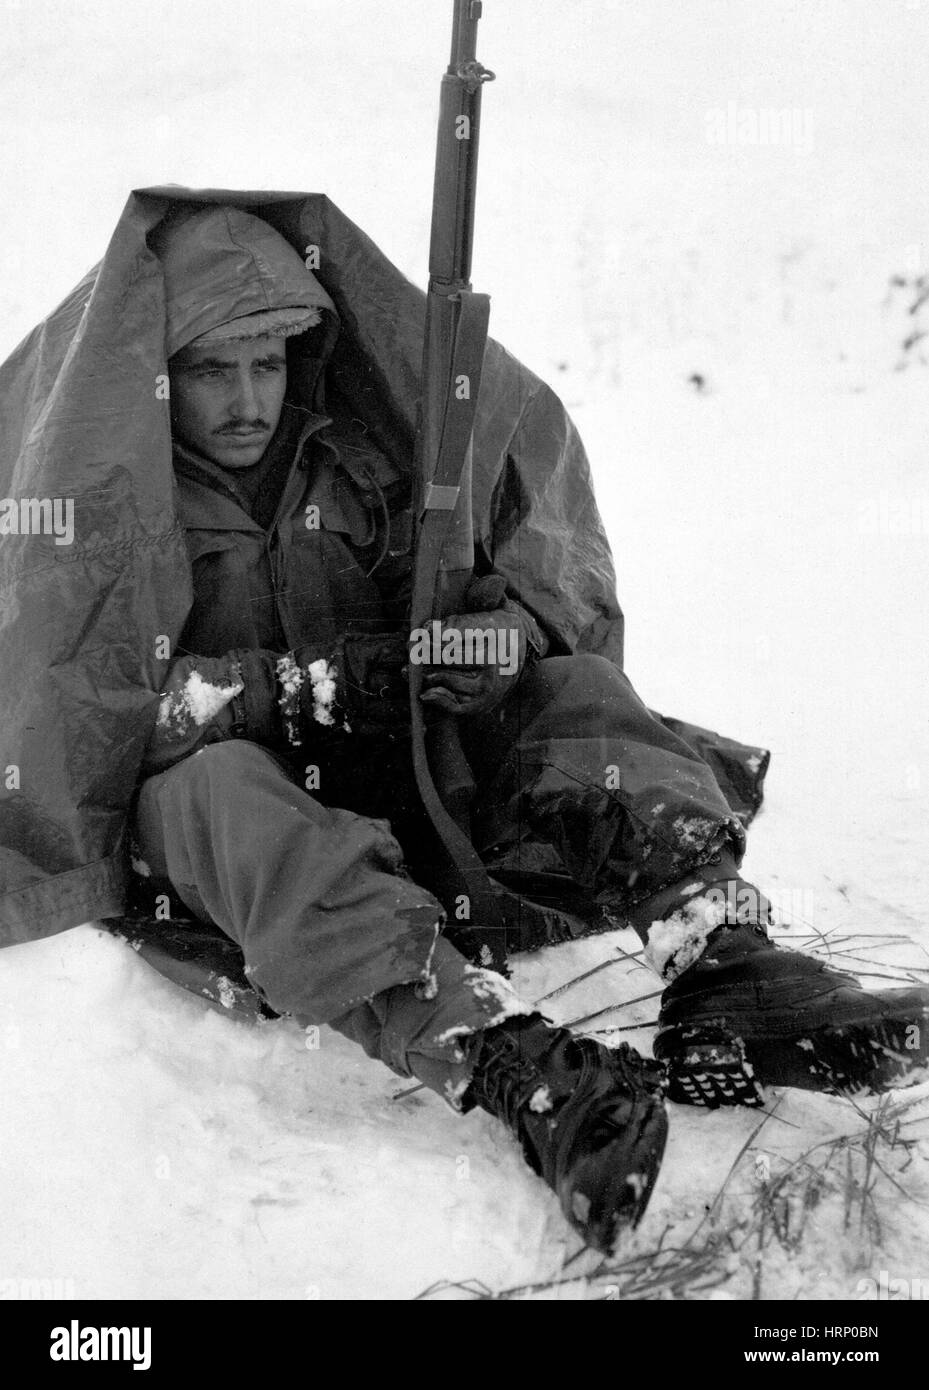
left=24, top=202, right=929, bottom=1254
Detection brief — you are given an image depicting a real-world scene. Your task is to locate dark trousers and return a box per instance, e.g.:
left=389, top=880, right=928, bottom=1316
left=132, top=655, right=744, bottom=1095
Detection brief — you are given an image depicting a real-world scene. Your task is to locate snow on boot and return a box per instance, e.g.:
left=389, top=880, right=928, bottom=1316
left=654, top=922, right=929, bottom=1107
left=467, top=1015, right=668, bottom=1253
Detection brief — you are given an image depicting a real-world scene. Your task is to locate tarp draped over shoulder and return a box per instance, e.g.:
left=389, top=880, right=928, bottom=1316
left=0, top=185, right=764, bottom=946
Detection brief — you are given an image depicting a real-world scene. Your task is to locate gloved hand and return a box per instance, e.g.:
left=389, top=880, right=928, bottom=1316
left=419, top=574, right=541, bottom=717
left=284, top=631, right=410, bottom=740
left=142, top=650, right=280, bottom=775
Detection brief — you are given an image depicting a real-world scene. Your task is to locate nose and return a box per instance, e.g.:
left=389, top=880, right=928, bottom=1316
left=231, top=365, right=261, bottom=420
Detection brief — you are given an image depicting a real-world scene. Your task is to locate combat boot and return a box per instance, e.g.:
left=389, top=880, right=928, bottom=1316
left=468, top=1015, right=668, bottom=1252
left=654, top=922, right=929, bottom=1107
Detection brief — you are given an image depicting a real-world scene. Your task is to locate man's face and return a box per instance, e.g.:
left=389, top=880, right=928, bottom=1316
left=169, top=334, right=288, bottom=468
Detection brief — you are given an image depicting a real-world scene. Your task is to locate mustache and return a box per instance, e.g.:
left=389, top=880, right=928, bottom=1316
left=215, top=419, right=272, bottom=434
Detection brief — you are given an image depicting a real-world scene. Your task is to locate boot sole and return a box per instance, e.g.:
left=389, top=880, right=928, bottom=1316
left=656, top=1023, right=765, bottom=1109
left=657, top=1007, right=929, bottom=1107
left=552, top=1043, right=670, bottom=1251
left=559, top=1095, right=670, bottom=1253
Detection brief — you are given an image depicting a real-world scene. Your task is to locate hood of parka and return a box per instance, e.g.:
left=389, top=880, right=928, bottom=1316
left=152, top=204, right=341, bottom=407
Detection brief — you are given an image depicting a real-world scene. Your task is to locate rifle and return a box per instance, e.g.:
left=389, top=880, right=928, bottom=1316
left=408, top=0, right=507, bottom=970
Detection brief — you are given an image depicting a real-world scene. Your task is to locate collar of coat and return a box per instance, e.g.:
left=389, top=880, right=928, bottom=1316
left=171, top=402, right=327, bottom=518
left=170, top=402, right=404, bottom=573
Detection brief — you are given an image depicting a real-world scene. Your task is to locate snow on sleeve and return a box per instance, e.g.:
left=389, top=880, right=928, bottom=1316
left=157, top=669, right=244, bottom=734
left=529, top=1085, right=553, bottom=1113
left=671, top=815, right=718, bottom=852
left=275, top=654, right=350, bottom=740
left=443, top=1077, right=472, bottom=1111
left=307, top=658, right=339, bottom=727
left=214, top=977, right=238, bottom=1011
left=432, top=965, right=533, bottom=1045
left=645, top=891, right=729, bottom=981
left=276, top=652, right=308, bottom=745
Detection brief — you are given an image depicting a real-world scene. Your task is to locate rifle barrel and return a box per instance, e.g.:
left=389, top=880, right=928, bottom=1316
left=430, top=0, right=494, bottom=292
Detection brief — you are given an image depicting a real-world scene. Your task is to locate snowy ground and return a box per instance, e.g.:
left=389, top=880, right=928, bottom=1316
left=2, top=0, right=929, bottom=1300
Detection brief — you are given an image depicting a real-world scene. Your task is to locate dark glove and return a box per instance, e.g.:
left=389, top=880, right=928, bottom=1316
left=418, top=575, right=542, bottom=717
left=142, top=650, right=280, bottom=775
left=286, top=631, right=410, bottom=740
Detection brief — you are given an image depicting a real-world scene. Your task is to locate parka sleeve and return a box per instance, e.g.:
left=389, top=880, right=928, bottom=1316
left=141, top=650, right=284, bottom=775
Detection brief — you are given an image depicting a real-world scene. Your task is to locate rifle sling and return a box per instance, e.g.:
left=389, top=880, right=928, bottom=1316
left=409, top=289, right=509, bottom=971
